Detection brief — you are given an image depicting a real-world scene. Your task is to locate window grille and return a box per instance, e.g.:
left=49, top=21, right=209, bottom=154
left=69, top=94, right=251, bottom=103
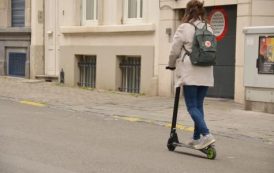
left=78, top=56, right=96, bottom=88
left=119, top=56, right=141, bottom=93
left=11, top=0, right=25, bottom=27
left=8, top=52, right=26, bottom=77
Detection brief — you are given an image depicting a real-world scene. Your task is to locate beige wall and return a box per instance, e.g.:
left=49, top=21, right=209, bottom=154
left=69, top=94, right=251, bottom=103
left=53, top=0, right=160, bottom=95
left=158, top=4, right=176, bottom=96
left=60, top=45, right=155, bottom=94
left=0, top=0, right=8, bottom=27
left=59, top=29, right=157, bottom=94
left=25, top=0, right=31, bottom=27
left=30, top=0, right=44, bottom=78
left=102, top=0, right=122, bottom=25
left=59, top=0, right=81, bottom=26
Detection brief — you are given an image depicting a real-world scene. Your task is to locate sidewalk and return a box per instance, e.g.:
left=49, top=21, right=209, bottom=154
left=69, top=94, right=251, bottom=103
left=0, top=76, right=273, bottom=144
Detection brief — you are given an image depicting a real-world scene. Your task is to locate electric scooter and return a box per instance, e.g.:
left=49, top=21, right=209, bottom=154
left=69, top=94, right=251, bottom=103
left=166, top=67, right=217, bottom=160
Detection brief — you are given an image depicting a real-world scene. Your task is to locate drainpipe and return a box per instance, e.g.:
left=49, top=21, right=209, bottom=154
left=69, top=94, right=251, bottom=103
left=42, top=0, right=45, bottom=76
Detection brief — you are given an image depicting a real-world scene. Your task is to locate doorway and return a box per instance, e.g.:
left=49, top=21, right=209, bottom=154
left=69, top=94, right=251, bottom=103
left=207, top=5, right=237, bottom=99
left=44, top=0, right=59, bottom=76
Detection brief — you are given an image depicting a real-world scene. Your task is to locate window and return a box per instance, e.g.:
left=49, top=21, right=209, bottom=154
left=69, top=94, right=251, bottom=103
left=6, top=48, right=27, bottom=77
left=11, top=0, right=25, bottom=27
left=82, top=0, right=98, bottom=25
left=78, top=55, right=96, bottom=88
left=119, top=56, right=141, bottom=93
left=124, top=0, right=144, bottom=24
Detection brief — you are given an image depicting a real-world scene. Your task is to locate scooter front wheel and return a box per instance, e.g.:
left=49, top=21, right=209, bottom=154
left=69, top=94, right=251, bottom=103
left=167, top=138, right=176, bottom=151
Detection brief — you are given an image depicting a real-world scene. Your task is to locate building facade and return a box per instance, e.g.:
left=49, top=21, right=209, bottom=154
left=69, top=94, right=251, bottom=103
left=0, top=0, right=43, bottom=79
left=42, top=0, right=160, bottom=95
left=0, top=0, right=31, bottom=78
left=159, top=0, right=274, bottom=103
left=5, top=0, right=273, bottom=105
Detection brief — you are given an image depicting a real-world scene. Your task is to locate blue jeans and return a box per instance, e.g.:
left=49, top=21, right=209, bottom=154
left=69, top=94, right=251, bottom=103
left=183, top=85, right=210, bottom=140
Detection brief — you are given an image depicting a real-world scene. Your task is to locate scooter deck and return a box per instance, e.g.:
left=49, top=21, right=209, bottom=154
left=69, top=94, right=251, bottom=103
left=173, top=142, right=195, bottom=149
left=173, top=142, right=215, bottom=150
left=171, top=141, right=217, bottom=159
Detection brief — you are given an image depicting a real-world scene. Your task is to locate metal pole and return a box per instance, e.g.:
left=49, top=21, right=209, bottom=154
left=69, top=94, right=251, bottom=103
left=171, top=87, right=181, bottom=131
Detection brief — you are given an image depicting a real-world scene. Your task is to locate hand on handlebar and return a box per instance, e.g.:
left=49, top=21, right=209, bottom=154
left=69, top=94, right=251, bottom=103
left=166, top=66, right=176, bottom=71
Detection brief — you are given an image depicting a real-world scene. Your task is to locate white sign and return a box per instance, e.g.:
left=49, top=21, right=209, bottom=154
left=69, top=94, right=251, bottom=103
left=210, top=11, right=225, bottom=37
left=209, top=8, right=228, bottom=41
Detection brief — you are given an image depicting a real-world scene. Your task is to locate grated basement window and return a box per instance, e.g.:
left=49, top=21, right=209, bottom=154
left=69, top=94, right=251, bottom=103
left=8, top=52, right=26, bottom=77
left=119, top=56, right=141, bottom=93
left=78, top=55, right=96, bottom=88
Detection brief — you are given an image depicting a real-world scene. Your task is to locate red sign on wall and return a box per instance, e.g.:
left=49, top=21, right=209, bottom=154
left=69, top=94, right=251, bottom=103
left=208, top=8, right=228, bottom=41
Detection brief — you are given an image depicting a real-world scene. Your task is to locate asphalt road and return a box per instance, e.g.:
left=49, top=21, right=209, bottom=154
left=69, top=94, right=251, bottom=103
left=0, top=98, right=273, bottom=173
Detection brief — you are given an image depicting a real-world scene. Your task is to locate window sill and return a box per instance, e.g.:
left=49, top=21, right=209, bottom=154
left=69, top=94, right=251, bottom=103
left=0, top=27, right=31, bottom=33
left=60, top=24, right=155, bottom=34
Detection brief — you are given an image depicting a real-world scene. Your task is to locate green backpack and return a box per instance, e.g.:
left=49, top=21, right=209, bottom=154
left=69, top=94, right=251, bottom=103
left=184, top=22, right=217, bottom=66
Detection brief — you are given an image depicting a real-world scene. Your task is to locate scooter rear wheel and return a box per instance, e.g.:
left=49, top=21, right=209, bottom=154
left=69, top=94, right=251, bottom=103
left=206, top=146, right=217, bottom=160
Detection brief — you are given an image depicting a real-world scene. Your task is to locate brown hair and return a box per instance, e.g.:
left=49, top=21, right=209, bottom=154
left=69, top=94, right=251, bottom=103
left=182, top=0, right=207, bottom=23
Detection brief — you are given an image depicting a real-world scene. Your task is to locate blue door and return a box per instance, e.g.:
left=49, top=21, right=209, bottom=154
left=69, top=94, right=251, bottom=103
left=9, top=52, right=26, bottom=77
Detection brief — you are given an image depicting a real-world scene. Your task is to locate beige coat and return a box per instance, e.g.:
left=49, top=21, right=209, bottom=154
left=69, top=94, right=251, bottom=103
left=168, top=20, right=214, bottom=87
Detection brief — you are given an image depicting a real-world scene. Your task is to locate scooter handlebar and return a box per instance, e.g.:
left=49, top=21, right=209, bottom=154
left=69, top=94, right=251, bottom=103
left=166, top=66, right=176, bottom=70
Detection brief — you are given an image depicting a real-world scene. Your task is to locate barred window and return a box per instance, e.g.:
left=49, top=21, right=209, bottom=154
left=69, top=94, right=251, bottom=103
left=11, top=0, right=25, bottom=27
left=78, top=55, right=96, bottom=88
left=119, top=56, right=141, bottom=93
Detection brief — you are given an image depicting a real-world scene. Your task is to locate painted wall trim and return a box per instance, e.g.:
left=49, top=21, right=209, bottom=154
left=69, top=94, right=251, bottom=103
left=60, top=24, right=156, bottom=34
left=0, top=27, right=31, bottom=33
left=243, top=26, right=274, bottom=34
left=161, top=1, right=241, bottom=9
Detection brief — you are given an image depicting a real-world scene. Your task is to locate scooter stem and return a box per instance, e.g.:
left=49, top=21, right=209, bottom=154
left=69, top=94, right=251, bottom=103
left=171, top=87, right=181, bottom=131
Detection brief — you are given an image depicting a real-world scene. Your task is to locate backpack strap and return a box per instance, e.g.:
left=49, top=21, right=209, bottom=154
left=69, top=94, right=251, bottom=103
left=202, top=21, right=214, bottom=31
left=192, top=21, right=211, bottom=31
left=181, top=46, right=189, bottom=62
left=181, top=22, right=197, bottom=62
left=203, top=21, right=208, bottom=30
left=181, top=21, right=206, bottom=62
left=182, top=22, right=199, bottom=56
left=189, top=22, right=198, bottom=30
left=183, top=45, right=191, bottom=56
